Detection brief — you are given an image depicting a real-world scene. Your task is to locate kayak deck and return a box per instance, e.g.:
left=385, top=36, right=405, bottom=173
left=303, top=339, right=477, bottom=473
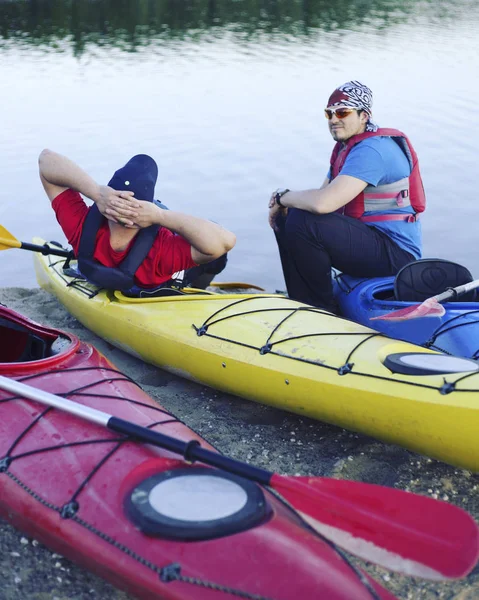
left=0, top=304, right=397, bottom=600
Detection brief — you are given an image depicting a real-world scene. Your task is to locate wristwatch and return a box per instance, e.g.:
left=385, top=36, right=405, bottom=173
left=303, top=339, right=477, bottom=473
left=273, top=188, right=290, bottom=207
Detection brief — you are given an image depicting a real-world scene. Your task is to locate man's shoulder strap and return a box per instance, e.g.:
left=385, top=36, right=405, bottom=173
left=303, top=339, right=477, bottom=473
left=79, top=204, right=103, bottom=259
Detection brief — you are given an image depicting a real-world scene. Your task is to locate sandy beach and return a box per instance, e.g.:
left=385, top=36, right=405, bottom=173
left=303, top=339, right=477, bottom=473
left=1, top=286, right=478, bottom=600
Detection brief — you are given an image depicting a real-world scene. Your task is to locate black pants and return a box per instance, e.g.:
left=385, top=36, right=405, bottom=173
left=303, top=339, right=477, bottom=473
left=274, top=209, right=415, bottom=312
left=123, top=254, right=228, bottom=297
left=183, top=254, right=228, bottom=288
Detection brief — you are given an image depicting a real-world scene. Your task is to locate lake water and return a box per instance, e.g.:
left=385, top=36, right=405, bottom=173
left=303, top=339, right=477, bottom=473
left=1, top=0, right=478, bottom=290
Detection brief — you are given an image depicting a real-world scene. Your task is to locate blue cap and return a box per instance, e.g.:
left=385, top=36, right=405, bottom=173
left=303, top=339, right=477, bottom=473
left=108, top=154, right=158, bottom=202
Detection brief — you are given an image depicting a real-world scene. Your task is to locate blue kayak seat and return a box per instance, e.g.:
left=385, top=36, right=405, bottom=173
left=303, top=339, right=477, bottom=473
left=394, top=259, right=477, bottom=302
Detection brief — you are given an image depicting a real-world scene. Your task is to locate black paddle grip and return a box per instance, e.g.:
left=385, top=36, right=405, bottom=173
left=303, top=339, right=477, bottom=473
left=108, top=417, right=273, bottom=485
left=21, top=242, right=71, bottom=258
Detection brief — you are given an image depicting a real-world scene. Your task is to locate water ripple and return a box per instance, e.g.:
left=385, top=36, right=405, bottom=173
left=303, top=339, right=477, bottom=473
left=1, top=0, right=479, bottom=287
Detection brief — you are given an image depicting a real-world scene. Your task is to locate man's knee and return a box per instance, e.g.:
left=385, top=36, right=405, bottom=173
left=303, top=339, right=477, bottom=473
left=204, top=253, right=227, bottom=275
left=185, top=254, right=228, bottom=289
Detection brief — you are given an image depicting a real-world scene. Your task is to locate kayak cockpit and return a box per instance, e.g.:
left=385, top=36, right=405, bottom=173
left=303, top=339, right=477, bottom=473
left=0, top=306, right=77, bottom=365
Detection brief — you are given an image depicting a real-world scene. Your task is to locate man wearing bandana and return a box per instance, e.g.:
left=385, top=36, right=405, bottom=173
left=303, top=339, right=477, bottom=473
left=268, top=80, right=425, bottom=313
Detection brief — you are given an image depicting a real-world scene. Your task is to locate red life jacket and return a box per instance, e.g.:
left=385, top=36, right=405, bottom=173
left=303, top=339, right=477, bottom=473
left=329, top=128, right=426, bottom=222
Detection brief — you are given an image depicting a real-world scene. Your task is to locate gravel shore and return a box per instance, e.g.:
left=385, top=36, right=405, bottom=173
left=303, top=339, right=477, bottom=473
left=1, top=287, right=478, bottom=600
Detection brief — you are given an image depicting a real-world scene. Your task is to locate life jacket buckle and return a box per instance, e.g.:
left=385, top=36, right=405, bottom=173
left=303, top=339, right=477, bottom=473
left=396, top=189, right=409, bottom=207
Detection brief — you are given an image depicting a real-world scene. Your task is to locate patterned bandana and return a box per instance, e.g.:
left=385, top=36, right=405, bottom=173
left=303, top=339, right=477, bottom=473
left=326, top=81, right=378, bottom=132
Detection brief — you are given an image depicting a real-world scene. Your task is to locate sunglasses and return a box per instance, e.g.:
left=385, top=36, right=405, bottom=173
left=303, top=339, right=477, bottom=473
left=324, top=107, right=357, bottom=120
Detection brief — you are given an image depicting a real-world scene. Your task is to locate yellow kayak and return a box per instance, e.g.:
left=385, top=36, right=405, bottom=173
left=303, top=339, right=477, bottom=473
left=33, top=239, right=479, bottom=471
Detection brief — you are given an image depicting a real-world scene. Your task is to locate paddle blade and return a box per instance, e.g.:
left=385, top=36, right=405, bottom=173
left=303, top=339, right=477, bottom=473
left=271, top=474, right=479, bottom=580
left=0, top=225, right=21, bottom=251
left=370, top=298, right=446, bottom=322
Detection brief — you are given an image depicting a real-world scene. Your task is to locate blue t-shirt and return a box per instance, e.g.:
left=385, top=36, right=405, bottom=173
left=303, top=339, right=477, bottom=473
left=327, top=137, right=422, bottom=259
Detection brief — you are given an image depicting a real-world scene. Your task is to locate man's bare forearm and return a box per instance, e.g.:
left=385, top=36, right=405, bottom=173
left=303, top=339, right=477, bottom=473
left=156, top=209, right=236, bottom=260
left=38, top=149, right=101, bottom=202
left=279, top=175, right=368, bottom=214
left=280, top=189, right=327, bottom=213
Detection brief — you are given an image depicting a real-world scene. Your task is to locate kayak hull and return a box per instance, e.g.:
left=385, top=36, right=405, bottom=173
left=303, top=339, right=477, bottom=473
left=33, top=243, right=479, bottom=471
left=0, top=305, right=394, bottom=600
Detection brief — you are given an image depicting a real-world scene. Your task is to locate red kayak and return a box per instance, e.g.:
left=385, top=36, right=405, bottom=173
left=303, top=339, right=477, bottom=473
left=0, top=305, right=396, bottom=600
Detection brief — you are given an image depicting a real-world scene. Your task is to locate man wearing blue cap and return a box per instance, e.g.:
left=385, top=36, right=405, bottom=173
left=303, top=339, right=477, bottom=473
left=268, top=80, right=425, bottom=313
left=39, top=149, right=236, bottom=294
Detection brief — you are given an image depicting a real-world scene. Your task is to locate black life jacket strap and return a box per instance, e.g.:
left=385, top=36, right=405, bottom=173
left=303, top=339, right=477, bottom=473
left=78, top=204, right=103, bottom=260
left=77, top=205, right=160, bottom=290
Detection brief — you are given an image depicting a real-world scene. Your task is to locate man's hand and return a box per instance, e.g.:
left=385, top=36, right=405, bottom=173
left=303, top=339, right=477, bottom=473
left=95, top=186, right=140, bottom=226
left=126, top=200, right=162, bottom=229
left=268, top=191, right=277, bottom=209
left=268, top=203, right=287, bottom=231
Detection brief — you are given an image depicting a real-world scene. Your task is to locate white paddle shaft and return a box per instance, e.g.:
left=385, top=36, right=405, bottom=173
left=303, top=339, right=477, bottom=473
left=0, top=375, right=110, bottom=426
left=434, top=279, right=479, bottom=303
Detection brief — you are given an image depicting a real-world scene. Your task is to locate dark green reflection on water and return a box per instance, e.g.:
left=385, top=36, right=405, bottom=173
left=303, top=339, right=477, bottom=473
left=0, top=0, right=424, bottom=55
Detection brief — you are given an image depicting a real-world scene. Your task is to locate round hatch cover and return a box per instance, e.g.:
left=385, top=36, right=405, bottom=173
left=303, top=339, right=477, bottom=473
left=125, top=467, right=270, bottom=540
left=384, top=352, right=479, bottom=376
